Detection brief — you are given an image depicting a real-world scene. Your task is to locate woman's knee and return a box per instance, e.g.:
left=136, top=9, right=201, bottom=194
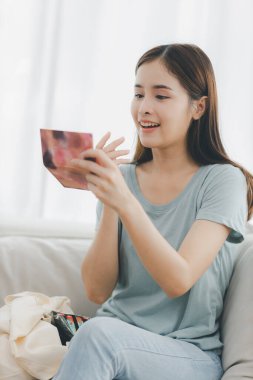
left=53, top=317, right=123, bottom=379
left=71, top=316, right=123, bottom=347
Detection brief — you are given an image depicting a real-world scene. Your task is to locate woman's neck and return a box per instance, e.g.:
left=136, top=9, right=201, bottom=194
left=149, top=150, right=199, bottom=176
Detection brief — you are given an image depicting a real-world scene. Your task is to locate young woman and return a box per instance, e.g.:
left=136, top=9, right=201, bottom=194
left=53, top=43, right=253, bottom=380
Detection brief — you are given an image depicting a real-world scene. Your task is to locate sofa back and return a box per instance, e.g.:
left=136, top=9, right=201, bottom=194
left=0, top=219, right=99, bottom=316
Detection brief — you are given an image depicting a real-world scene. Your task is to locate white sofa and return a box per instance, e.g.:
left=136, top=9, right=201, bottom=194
left=0, top=219, right=253, bottom=379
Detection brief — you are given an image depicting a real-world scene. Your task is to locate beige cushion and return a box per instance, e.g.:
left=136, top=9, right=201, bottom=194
left=221, top=222, right=253, bottom=379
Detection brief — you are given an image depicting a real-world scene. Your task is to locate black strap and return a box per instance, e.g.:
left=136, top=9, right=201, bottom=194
left=72, top=315, right=79, bottom=331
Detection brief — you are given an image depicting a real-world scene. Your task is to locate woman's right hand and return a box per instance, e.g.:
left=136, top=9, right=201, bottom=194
left=67, top=132, right=131, bottom=180
left=95, top=131, right=131, bottom=165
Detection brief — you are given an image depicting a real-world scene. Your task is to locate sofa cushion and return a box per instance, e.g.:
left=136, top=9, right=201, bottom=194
left=0, top=219, right=99, bottom=317
left=221, top=222, right=253, bottom=379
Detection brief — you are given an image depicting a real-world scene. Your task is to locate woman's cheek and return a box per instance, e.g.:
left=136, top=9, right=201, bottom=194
left=130, top=99, right=138, bottom=121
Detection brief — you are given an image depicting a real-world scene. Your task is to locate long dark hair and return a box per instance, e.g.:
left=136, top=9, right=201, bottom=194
left=132, top=43, right=253, bottom=221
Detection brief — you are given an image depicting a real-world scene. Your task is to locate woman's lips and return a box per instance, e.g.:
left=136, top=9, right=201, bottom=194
left=140, top=126, right=160, bottom=133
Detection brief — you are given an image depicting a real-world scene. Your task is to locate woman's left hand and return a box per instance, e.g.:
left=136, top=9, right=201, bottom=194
left=70, top=149, right=134, bottom=213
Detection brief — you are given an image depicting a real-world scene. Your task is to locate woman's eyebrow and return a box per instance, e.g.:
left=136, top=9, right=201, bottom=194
left=134, top=84, right=174, bottom=91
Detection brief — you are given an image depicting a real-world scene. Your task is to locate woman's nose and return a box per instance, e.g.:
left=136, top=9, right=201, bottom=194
left=138, top=97, right=154, bottom=114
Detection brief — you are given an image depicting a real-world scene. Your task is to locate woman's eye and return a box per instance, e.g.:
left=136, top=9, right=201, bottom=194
left=156, top=95, right=170, bottom=100
left=134, top=94, right=169, bottom=100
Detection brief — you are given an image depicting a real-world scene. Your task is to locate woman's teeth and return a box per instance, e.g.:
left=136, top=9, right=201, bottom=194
left=140, top=122, right=160, bottom=128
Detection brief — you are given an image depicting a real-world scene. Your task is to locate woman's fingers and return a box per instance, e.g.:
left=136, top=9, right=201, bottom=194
left=81, top=149, right=115, bottom=167
left=86, top=172, right=103, bottom=187
left=103, top=136, right=125, bottom=153
left=95, top=132, right=126, bottom=153
left=85, top=132, right=130, bottom=161
left=114, top=158, right=132, bottom=165
left=107, top=149, right=130, bottom=160
left=70, top=157, right=106, bottom=178
left=71, top=149, right=114, bottom=175
left=95, top=131, right=111, bottom=150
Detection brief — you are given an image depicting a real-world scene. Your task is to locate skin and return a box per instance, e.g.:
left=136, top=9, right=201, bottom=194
left=130, top=59, right=207, bottom=204
left=71, top=60, right=231, bottom=300
left=130, top=59, right=207, bottom=177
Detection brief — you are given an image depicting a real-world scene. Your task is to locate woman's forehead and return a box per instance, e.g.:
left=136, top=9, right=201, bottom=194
left=135, top=61, right=180, bottom=91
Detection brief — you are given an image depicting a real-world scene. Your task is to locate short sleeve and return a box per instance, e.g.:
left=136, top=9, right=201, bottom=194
left=196, top=165, right=248, bottom=243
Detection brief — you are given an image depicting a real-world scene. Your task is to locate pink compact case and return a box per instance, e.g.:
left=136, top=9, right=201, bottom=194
left=40, top=129, right=93, bottom=190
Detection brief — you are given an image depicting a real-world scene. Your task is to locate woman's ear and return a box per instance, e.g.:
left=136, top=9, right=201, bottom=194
left=192, top=96, right=208, bottom=120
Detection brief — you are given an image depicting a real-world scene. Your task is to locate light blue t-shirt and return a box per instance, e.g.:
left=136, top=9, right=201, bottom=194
left=94, top=163, right=248, bottom=355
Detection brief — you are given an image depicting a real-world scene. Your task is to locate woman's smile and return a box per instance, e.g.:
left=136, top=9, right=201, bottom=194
left=140, top=125, right=160, bottom=133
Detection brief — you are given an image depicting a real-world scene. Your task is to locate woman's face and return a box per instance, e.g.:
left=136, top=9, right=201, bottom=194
left=130, top=59, right=195, bottom=150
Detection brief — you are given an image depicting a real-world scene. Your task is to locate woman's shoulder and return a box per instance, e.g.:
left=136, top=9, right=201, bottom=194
left=200, top=163, right=247, bottom=192
left=203, top=163, right=244, bottom=179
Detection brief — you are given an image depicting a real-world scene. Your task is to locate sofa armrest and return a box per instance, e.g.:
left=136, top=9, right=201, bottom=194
left=220, top=222, right=253, bottom=379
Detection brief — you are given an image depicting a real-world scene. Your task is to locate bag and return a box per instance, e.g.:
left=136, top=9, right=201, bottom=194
left=0, top=291, right=74, bottom=380
left=50, top=311, right=90, bottom=345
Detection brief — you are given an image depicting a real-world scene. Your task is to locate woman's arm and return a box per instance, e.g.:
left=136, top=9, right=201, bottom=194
left=77, top=132, right=129, bottom=304
left=119, top=197, right=231, bottom=298
left=72, top=150, right=192, bottom=299
left=81, top=204, right=119, bottom=304
left=72, top=150, right=231, bottom=299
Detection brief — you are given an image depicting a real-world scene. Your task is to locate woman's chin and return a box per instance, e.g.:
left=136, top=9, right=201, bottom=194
left=139, top=138, right=159, bottom=149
